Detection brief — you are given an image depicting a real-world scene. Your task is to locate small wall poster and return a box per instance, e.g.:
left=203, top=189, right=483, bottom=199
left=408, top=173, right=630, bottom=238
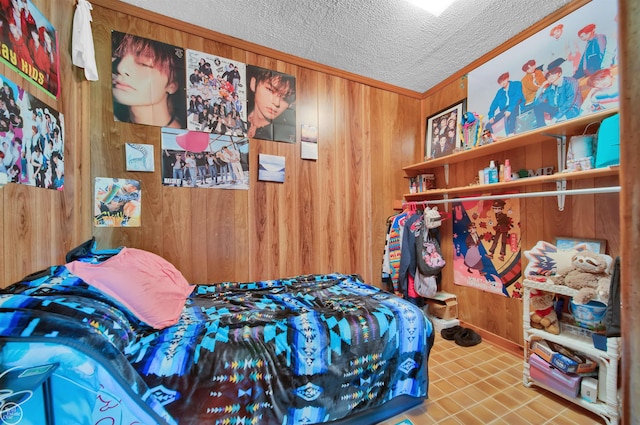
left=300, top=124, right=318, bottom=160
left=258, top=153, right=285, bottom=183
left=125, top=143, right=154, bottom=172
left=94, top=177, right=141, bottom=227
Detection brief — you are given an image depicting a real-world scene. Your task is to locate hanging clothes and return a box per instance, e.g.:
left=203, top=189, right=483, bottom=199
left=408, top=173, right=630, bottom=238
left=398, top=210, right=423, bottom=305
left=382, top=210, right=407, bottom=295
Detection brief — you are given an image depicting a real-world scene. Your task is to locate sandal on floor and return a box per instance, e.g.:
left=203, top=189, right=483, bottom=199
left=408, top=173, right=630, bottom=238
left=454, top=328, right=482, bottom=347
left=440, top=325, right=463, bottom=340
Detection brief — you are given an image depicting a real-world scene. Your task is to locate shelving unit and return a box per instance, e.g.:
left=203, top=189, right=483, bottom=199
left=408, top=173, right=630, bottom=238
left=401, top=108, right=619, bottom=211
left=522, top=279, right=621, bottom=425
left=399, top=108, right=622, bottom=422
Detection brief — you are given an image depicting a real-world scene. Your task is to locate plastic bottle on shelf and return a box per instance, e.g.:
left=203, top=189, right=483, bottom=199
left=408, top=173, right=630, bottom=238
left=499, top=163, right=505, bottom=182
left=504, top=159, right=512, bottom=182
left=488, top=160, right=498, bottom=183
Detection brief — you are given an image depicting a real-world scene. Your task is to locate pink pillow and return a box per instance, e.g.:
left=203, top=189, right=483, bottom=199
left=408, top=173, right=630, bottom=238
left=66, top=247, right=194, bottom=329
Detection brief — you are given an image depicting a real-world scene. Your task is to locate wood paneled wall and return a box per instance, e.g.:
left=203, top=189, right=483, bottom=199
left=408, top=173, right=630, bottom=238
left=0, top=0, right=89, bottom=287
left=1, top=0, right=421, bottom=288
left=87, top=3, right=421, bottom=285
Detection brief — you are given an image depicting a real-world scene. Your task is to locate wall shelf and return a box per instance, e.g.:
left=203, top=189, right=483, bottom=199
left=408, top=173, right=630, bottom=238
left=403, top=109, right=619, bottom=175
left=403, top=166, right=619, bottom=201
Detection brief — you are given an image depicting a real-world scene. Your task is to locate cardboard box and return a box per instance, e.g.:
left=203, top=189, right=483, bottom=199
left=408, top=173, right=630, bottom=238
left=529, top=353, right=582, bottom=398
left=530, top=339, right=597, bottom=375
left=581, top=377, right=598, bottom=403
left=530, top=339, right=554, bottom=363
left=426, top=292, right=458, bottom=320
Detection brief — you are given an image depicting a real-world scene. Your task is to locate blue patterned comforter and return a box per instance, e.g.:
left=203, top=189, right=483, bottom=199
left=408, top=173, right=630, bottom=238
left=0, top=266, right=432, bottom=424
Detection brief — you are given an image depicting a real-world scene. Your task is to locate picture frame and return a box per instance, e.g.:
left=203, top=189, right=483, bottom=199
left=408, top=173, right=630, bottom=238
left=425, top=99, right=466, bottom=160
left=554, top=236, right=606, bottom=254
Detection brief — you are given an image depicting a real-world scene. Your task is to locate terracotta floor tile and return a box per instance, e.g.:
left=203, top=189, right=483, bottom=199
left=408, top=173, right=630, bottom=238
left=384, top=334, right=606, bottom=425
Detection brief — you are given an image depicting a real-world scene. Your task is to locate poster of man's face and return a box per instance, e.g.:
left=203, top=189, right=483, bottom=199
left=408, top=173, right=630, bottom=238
left=246, top=65, right=296, bottom=143
left=111, top=31, right=186, bottom=129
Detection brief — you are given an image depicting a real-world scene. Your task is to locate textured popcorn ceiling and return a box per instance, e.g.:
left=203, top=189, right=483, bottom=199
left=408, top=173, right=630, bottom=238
left=118, top=0, right=574, bottom=93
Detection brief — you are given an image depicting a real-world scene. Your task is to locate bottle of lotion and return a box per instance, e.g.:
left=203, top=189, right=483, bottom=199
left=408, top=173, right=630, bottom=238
left=488, top=160, right=498, bottom=183
left=504, top=159, right=512, bottom=182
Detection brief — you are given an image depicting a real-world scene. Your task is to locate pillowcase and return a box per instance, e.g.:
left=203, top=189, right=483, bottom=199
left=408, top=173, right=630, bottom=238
left=65, top=247, right=194, bottom=329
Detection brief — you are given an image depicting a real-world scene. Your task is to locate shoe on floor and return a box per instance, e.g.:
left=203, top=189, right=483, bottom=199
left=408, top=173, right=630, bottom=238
left=454, top=328, right=482, bottom=347
left=440, top=325, right=463, bottom=341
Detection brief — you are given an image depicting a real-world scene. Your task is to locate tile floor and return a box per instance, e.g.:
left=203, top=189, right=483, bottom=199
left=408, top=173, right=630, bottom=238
left=380, top=332, right=606, bottom=425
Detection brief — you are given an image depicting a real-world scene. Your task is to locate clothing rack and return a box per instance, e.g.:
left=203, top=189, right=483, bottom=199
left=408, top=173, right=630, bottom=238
left=402, top=185, right=621, bottom=209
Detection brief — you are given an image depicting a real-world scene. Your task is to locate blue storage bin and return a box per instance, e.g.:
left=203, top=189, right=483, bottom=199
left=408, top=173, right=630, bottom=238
left=595, top=113, right=620, bottom=168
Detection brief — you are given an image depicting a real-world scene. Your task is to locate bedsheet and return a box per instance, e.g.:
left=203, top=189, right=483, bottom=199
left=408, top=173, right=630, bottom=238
left=0, top=267, right=432, bottom=424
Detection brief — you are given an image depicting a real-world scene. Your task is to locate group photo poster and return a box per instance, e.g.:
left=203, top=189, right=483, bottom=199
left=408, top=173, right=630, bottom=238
left=0, top=72, right=64, bottom=190
left=451, top=195, right=523, bottom=298
left=160, top=128, right=249, bottom=190
left=111, top=31, right=187, bottom=129
left=246, top=65, right=296, bottom=143
left=0, top=0, right=60, bottom=98
left=468, top=0, right=618, bottom=138
left=185, top=49, right=247, bottom=138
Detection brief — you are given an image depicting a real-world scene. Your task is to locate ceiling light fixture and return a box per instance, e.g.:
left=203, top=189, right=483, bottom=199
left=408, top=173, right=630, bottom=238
left=405, top=0, right=458, bottom=16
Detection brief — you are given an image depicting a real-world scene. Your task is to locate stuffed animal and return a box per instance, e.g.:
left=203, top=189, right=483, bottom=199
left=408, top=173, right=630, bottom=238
left=573, top=278, right=610, bottom=305
left=548, top=251, right=612, bottom=304
left=529, top=289, right=560, bottom=334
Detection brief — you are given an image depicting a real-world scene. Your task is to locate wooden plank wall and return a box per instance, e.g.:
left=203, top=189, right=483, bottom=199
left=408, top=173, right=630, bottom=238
left=0, top=0, right=422, bottom=289
left=0, top=0, right=89, bottom=288
left=86, top=2, right=421, bottom=285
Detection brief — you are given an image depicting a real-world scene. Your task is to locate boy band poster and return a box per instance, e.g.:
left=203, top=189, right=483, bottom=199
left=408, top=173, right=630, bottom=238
left=0, top=0, right=60, bottom=98
left=0, top=71, right=64, bottom=190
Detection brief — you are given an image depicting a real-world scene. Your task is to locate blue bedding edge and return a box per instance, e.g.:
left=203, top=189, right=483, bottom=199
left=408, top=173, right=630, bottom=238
left=324, top=316, right=435, bottom=425
left=0, top=336, right=172, bottom=425
left=328, top=395, right=426, bottom=425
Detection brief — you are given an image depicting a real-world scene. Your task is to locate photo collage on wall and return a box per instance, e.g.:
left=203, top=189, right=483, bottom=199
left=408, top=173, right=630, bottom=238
left=468, top=0, right=618, bottom=138
left=0, top=0, right=60, bottom=98
left=0, top=72, right=64, bottom=190
left=108, top=32, right=297, bottom=199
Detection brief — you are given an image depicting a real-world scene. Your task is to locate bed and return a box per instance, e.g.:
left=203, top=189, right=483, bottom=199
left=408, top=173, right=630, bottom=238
left=0, top=241, right=433, bottom=425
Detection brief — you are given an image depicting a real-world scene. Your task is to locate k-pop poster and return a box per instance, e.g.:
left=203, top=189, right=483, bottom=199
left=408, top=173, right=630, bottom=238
left=468, top=0, right=618, bottom=138
left=161, top=128, right=249, bottom=190
left=246, top=65, right=296, bottom=143
left=185, top=49, right=247, bottom=138
left=0, top=72, right=64, bottom=190
left=111, top=31, right=187, bottom=129
left=451, top=194, right=523, bottom=298
left=94, top=177, right=141, bottom=227
left=0, top=0, right=60, bottom=98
